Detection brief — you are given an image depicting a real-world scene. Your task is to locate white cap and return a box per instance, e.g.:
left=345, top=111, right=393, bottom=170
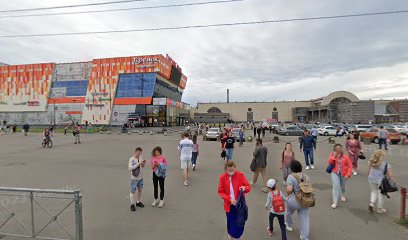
left=267, top=179, right=276, bottom=189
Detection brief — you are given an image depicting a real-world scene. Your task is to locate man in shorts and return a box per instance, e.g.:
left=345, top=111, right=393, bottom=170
left=178, top=133, right=194, bottom=186
left=128, top=147, right=146, bottom=212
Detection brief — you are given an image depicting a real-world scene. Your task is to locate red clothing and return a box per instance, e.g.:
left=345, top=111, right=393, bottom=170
left=150, top=155, right=168, bottom=172
left=346, top=139, right=361, bottom=168
left=327, top=153, right=353, bottom=178
left=218, top=171, right=251, bottom=212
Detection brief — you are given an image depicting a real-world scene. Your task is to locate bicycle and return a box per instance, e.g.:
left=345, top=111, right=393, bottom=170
left=42, top=137, right=53, bottom=148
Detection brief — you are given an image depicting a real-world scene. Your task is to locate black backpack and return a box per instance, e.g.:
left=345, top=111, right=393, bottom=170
left=379, top=163, right=398, bottom=198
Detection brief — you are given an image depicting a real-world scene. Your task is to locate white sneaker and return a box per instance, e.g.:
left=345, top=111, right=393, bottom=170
left=152, top=199, right=159, bottom=207
left=311, top=165, right=315, bottom=169
left=331, top=203, right=337, bottom=209
left=285, top=223, right=293, bottom=232
left=341, top=196, right=347, bottom=202
left=353, top=171, right=357, bottom=176
left=377, top=208, right=387, bottom=214
left=305, top=166, right=310, bottom=170
left=158, top=200, right=164, bottom=208
left=184, top=181, right=189, bottom=186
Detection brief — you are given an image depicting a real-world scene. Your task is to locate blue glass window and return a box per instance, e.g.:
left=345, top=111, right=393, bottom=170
left=116, top=73, right=156, bottom=98
left=52, top=80, right=89, bottom=97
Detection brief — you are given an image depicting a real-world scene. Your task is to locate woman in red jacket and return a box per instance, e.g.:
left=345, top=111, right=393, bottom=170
left=328, top=144, right=353, bottom=209
left=218, top=160, right=251, bottom=240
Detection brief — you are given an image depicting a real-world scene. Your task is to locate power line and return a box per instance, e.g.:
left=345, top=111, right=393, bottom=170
left=0, top=9, right=407, bottom=38
left=0, top=0, right=154, bottom=14
left=0, top=0, right=244, bottom=19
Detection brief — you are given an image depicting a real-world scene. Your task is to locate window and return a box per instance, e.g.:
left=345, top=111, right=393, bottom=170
left=116, top=73, right=156, bottom=98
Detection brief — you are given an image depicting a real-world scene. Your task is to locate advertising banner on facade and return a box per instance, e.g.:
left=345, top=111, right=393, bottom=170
left=0, top=63, right=54, bottom=112
left=50, top=87, right=67, bottom=98
left=153, top=98, right=167, bottom=106
left=179, top=74, right=187, bottom=89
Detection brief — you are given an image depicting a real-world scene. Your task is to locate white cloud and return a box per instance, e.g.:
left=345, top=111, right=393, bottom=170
left=0, top=0, right=407, bottom=104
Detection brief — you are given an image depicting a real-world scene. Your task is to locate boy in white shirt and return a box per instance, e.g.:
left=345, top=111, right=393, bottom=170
left=178, top=133, right=193, bottom=186
left=128, top=147, right=146, bottom=212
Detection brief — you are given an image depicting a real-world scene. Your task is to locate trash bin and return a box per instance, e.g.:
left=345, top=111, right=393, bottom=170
left=273, top=136, right=279, bottom=143
left=328, top=137, right=335, bottom=144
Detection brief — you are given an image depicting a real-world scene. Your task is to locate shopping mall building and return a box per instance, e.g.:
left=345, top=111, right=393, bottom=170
left=195, top=91, right=408, bottom=124
left=0, top=54, right=190, bottom=126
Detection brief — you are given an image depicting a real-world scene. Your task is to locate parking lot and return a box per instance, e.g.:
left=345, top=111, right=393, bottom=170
left=0, top=131, right=407, bottom=240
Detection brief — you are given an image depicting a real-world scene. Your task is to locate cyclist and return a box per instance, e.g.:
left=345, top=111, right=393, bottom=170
left=42, top=128, right=52, bottom=143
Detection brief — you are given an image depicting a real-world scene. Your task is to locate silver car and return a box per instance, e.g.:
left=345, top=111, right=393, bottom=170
left=206, top=128, right=221, bottom=140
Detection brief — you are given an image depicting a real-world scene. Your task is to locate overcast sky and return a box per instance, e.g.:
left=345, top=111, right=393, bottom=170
left=1, top=0, right=408, bottom=105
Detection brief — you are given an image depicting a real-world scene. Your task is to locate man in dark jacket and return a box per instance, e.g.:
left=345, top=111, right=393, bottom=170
left=300, top=130, right=316, bottom=170
left=23, top=123, right=30, bottom=136
left=252, top=138, right=268, bottom=192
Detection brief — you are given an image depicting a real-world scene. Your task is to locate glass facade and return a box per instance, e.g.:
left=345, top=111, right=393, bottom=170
left=116, top=73, right=156, bottom=98
left=51, top=80, right=89, bottom=97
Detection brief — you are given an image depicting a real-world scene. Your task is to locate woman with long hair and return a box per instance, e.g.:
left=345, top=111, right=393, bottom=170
left=281, top=142, right=295, bottom=184
left=368, top=150, right=394, bottom=214
left=346, top=133, right=361, bottom=176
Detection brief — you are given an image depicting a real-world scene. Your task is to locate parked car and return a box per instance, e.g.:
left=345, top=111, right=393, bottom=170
left=206, top=127, right=221, bottom=141
left=278, top=126, right=304, bottom=136
left=360, top=127, right=401, bottom=144
left=231, top=128, right=245, bottom=142
left=394, top=125, right=408, bottom=135
left=355, top=124, right=372, bottom=132
left=318, top=126, right=346, bottom=136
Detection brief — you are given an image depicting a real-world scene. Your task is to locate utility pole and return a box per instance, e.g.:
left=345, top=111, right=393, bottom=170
left=227, top=89, right=230, bottom=103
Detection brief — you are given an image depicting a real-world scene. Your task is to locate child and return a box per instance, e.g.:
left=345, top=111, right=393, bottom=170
left=128, top=147, right=146, bottom=212
left=265, top=179, right=287, bottom=240
left=150, top=146, right=168, bottom=208
left=192, top=135, right=199, bottom=171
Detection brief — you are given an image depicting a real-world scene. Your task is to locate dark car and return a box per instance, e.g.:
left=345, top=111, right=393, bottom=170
left=278, top=126, right=304, bottom=136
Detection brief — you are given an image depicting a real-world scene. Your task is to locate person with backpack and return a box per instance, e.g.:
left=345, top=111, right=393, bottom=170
left=327, top=144, right=353, bottom=209
left=128, top=147, right=146, bottom=212
left=218, top=160, right=251, bottom=240
left=368, top=150, right=395, bottom=214
left=285, top=160, right=313, bottom=240
left=265, top=179, right=287, bottom=239
left=281, top=143, right=295, bottom=184
left=151, top=146, right=168, bottom=208
left=191, top=135, right=199, bottom=171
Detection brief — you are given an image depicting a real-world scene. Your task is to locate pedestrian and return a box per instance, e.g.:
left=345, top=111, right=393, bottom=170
left=49, top=125, right=54, bottom=134
left=281, top=143, right=295, bottom=184
left=238, top=128, right=244, bottom=147
left=218, top=160, right=251, bottom=240
left=368, top=150, right=394, bottom=214
left=192, top=135, right=199, bottom=171
left=265, top=179, right=287, bottom=239
left=327, top=144, right=353, bottom=209
left=225, top=131, right=235, bottom=160
left=221, top=128, right=228, bottom=160
left=178, top=132, right=193, bottom=186
left=378, top=126, right=388, bottom=150
left=12, top=124, right=16, bottom=133
left=262, top=127, right=266, bottom=138
left=23, top=123, right=30, bottom=136
left=251, top=138, right=268, bottom=192
left=73, top=125, right=81, bottom=144
left=253, top=124, right=257, bottom=137
left=64, top=126, right=68, bottom=135
left=335, top=126, right=342, bottom=137
left=285, top=160, right=311, bottom=240
left=128, top=147, right=146, bottom=212
left=310, top=126, right=319, bottom=142
left=151, top=146, right=167, bottom=208
left=346, top=133, right=361, bottom=176
left=300, top=130, right=316, bottom=170
left=257, top=126, right=262, bottom=139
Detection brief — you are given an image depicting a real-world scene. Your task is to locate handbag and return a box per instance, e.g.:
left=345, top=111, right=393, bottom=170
left=379, top=163, right=398, bottom=198
left=250, top=158, right=257, bottom=172
left=221, top=150, right=226, bottom=159
left=358, top=152, right=366, bottom=160
left=326, top=163, right=334, bottom=173
left=235, top=190, right=248, bottom=227
left=131, top=160, right=141, bottom=178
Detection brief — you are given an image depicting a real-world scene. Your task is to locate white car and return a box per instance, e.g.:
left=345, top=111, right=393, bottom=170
left=206, top=128, right=221, bottom=140
left=355, top=124, right=372, bottom=132
left=318, top=126, right=346, bottom=136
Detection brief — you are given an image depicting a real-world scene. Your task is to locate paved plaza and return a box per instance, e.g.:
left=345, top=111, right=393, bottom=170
left=0, top=130, right=407, bottom=240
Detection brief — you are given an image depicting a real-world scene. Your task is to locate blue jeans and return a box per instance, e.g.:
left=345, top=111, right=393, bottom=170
left=378, top=138, right=388, bottom=150
left=286, top=195, right=310, bottom=240
left=303, top=149, right=314, bottom=166
left=225, top=148, right=234, bottom=160
left=331, top=173, right=347, bottom=205
left=191, top=152, right=198, bottom=166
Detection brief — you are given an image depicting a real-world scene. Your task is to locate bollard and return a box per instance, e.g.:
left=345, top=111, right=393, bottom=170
left=328, top=137, right=335, bottom=144
left=164, top=132, right=168, bottom=136
left=273, top=136, right=279, bottom=143
left=127, top=132, right=131, bottom=135
left=149, top=131, right=153, bottom=135
left=107, top=131, right=111, bottom=134
left=400, top=187, right=407, bottom=220
left=139, top=131, right=143, bottom=135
